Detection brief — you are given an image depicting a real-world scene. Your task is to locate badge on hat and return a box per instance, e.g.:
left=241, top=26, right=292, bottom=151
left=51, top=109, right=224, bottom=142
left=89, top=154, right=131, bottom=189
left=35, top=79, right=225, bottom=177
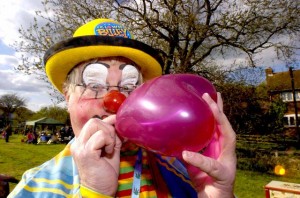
left=95, top=22, right=132, bottom=38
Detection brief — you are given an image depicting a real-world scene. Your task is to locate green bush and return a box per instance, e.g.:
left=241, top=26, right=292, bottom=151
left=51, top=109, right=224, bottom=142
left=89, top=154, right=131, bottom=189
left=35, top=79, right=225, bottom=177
left=237, top=154, right=276, bottom=173
left=237, top=143, right=300, bottom=180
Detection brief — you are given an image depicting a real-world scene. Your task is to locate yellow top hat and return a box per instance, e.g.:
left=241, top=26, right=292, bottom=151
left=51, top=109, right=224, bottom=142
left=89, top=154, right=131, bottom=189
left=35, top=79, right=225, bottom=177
left=44, top=18, right=163, bottom=93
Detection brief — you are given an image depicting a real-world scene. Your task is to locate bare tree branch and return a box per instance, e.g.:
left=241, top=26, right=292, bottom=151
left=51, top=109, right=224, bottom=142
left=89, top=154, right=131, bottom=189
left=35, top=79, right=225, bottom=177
left=12, top=0, right=300, bottom=101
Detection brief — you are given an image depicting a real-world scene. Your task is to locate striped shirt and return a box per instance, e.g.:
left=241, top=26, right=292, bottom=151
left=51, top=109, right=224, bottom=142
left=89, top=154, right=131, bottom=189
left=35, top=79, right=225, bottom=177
left=8, top=140, right=197, bottom=198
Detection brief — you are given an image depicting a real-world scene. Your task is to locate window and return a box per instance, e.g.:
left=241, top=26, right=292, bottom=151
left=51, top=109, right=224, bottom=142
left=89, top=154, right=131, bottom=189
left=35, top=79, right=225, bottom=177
left=283, top=117, right=288, bottom=126
left=296, top=92, right=300, bottom=100
left=280, top=91, right=300, bottom=102
left=284, top=114, right=300, bottom=126
left=290, top=117, right=295, bottom=125
left=281, top=92, right=293, bottom=101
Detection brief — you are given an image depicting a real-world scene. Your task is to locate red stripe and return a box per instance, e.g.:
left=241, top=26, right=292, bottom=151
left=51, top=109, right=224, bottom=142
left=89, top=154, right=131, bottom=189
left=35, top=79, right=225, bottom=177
left=140, top=184, right=155, bottom=192
left=116, top=184, right=156, bottom=197
left=142, top=168, right=151, bottom=174
left=119, top=165, right=152, bottom=180
left=118, top=171, right=134, bottom=180
left=116, top=188, right=132, bottom=197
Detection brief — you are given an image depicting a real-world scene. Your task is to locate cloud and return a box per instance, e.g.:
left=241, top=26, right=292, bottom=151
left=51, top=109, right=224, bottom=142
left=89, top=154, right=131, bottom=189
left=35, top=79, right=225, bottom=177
left=0, top=54, right=18, bottom=70
left=0, top=51, right=53, bottom=111
left=0, top=0, right=44, bottom=45
left=0, top=69, right=54, bottom=111
left=0, top=53, right=46, bottom=93
left=0, top=72, right=42, bottom=91
left=0, top=0, right=55, bottom=111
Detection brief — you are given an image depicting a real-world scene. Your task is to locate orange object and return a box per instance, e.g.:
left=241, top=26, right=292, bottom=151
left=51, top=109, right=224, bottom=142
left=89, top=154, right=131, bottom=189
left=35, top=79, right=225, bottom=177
left=274, top=165, right=286, bottom=176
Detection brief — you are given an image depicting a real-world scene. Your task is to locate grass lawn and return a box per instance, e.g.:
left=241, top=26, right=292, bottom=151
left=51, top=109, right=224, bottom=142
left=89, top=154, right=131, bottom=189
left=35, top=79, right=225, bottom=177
left=0, top=134, right=66, bottom=192
left=1, top=134, right=299, bottom=197
left=235, top=169, right=299, bottom=198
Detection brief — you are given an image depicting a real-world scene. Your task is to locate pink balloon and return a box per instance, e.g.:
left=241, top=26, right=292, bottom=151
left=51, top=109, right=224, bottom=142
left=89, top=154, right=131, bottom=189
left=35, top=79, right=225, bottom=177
left=116, top=74, right=217, bottom=157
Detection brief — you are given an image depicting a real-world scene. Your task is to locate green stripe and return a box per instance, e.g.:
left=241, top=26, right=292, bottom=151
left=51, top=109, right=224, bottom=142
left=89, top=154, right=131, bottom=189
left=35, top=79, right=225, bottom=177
left=121, top=150, right=138, bottom=156
left=118, top=182, right=132, bottom=191
left=141, top=179, right=154, bottom=186
left=120, top=166, right=134, bottom=174
left=145, top=195, right=157, bottom=198
left=118, top=180, right=154, bottom=191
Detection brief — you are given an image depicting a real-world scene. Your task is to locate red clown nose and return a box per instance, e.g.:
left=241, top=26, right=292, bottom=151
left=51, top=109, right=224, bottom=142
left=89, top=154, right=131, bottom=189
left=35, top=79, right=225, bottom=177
left=103, top=90, right=127, bottom=113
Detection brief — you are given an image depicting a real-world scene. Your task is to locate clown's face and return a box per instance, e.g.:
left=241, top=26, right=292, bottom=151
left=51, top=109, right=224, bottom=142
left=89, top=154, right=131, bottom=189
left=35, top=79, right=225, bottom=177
left=65, top=57, right=141, bottom=137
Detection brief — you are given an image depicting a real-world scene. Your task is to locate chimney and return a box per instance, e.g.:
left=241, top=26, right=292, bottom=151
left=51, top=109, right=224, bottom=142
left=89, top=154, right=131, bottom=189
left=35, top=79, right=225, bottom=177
left=265, top=67, right=273, bottom=77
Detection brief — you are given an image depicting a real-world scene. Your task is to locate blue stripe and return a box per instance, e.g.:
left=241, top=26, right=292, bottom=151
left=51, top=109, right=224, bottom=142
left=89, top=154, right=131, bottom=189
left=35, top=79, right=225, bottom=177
left=157, top=156, right=197, bottom=198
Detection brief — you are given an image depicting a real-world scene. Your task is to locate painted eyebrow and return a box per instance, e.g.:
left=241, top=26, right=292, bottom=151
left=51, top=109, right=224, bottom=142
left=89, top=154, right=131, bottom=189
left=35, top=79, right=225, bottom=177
left=96, top=62, right=110, bottom=68
left=93, top=62, right=137, bottom=70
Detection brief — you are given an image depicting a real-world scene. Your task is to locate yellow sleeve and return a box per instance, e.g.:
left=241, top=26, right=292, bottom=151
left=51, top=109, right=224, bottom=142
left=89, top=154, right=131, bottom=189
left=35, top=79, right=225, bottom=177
left=80, top=185, right=114, bottom=198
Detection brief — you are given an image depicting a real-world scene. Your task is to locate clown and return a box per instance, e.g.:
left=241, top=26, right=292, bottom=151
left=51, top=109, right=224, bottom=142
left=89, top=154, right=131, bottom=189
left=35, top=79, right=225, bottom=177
left=9, top=19, right=236, bottom=198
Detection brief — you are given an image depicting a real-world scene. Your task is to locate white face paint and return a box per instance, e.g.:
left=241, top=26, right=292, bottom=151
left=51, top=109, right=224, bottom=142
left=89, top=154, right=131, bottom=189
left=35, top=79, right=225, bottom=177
left=120, top=65, right=140, bottom=86
left=82, top=63, right=108, bottom=85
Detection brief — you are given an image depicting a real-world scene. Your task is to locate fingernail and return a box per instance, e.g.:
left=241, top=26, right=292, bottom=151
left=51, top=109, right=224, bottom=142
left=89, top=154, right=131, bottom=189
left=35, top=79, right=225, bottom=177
left=183, top=151, right=194, bottom=158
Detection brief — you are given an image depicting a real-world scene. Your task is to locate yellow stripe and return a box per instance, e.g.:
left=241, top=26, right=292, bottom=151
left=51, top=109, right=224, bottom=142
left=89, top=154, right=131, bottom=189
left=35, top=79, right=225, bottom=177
left=54, top=144, right=71, bottom=164
left=161, top=156, right=176, bottom=163
left=140, top=190, right=157, bottom=198
left=119, top=196, right=131, bottom=198
left=80, top=185, right=113, bottom=198
left=118, top=173, right=152, bottom=184
left=24, top=185, right=74, bottom=198
left=156, top=159, right=194, bottom=187
left=118, top=178, right=133, bottom=185
left=32, top=178, right=79, bottom=189
left=120, top=161, right=135, bottom=167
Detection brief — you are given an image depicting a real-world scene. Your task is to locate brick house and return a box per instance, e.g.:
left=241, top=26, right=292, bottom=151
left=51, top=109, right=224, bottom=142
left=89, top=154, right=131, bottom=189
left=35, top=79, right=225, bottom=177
left=265, top=67, right=300, bottom=127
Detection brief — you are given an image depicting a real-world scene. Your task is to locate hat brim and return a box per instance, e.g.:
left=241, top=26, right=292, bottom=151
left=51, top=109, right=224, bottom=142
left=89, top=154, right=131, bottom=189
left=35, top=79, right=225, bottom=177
left=44, top=36, right=163, bottom=93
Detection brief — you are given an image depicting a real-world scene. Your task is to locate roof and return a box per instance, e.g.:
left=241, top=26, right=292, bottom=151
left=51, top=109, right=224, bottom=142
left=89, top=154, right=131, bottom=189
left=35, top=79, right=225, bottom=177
left=25, top=117, right=64, bottom=126
left=266, top=68, right=300, bottom=91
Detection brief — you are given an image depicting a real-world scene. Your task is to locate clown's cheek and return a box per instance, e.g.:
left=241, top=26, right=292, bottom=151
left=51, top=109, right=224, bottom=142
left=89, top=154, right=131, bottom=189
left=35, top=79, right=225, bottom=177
left=75, top=106, right=90, bottom=125
left=70, top=99, right=104, bottom=134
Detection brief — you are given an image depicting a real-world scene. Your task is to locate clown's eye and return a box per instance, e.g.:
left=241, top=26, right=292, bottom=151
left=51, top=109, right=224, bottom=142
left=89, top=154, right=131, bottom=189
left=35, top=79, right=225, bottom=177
left=88, top=83, right=106, bottom=91
left=119, top=84, right=137, bottom=92
left=120, top=64, right=140, bottom=86
left=82, top=63, right=108, bottom=85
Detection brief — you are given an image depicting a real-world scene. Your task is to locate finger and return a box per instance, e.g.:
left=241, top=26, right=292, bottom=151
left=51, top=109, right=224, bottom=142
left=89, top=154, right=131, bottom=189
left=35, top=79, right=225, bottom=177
left=216, top=92, right=223, bottom=112
left=85, top=129, right=116, bottom=154
left=83, top=115, right=118, bottom=154
left=102, top=115, right=123, bottom=150
left=102, top=115, right=116, bottom=125
left=79, top=118, right=112, bottom=144
left=202, top=93, right=235, bottom=140
left=182, top=151, right=226, bottom=181
left=202, top=93, right=223, bottom=124
left=202, top=93, right=236, bottom=157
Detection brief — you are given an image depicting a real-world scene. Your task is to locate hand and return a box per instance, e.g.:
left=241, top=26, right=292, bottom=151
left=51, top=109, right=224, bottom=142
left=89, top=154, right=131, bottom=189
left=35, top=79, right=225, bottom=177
left=70, top=115, right=122, bottom=196
left=182, top=92, right=236, bottom=198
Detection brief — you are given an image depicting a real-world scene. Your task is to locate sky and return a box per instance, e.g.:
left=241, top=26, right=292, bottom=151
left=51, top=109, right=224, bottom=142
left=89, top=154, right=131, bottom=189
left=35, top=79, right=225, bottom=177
left=0, top=1, right=298, bottom=112
left=0, top=0, right=61, bottom=112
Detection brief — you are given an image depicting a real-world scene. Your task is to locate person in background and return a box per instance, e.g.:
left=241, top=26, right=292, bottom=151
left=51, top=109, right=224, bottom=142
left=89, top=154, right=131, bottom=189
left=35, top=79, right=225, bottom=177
left=1, top=130, right=5, bottom=139
left=4, top=124, right=12, bottom=143
left=26, top=131, right=35, bottom=144
left=9, top=18, right=236, bottom=198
